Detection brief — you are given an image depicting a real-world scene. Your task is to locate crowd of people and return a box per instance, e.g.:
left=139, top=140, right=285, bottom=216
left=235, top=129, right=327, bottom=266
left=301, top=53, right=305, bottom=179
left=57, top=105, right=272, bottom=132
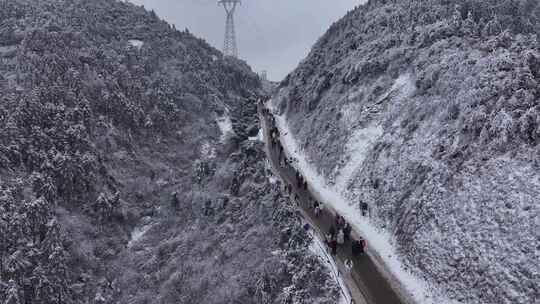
left=324, top=214, right=366, bottom=258
left=260, top=99, right=368, bottom=273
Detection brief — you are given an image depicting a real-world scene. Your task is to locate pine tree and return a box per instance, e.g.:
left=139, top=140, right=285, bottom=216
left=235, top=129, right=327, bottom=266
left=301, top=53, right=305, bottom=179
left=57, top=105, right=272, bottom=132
left=3, top=280, right=21, bottom=304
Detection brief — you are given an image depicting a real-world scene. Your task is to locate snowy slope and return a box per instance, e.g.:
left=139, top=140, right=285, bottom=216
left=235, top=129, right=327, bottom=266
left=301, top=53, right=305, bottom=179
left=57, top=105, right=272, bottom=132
left=273, top=1, right=540, bottom=303
left=270, top=100, right=443, bottom=304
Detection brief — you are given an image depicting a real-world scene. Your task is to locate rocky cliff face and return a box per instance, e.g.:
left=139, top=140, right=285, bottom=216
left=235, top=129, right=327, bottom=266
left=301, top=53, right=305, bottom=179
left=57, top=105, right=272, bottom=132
left=274, top=0, right=540, bottom=303
left=0, top=1, right=338, bottom=303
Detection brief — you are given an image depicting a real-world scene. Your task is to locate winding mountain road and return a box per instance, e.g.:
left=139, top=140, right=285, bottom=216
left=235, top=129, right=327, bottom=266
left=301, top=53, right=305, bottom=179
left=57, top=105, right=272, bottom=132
left=259, top=103, right=407, bottom=304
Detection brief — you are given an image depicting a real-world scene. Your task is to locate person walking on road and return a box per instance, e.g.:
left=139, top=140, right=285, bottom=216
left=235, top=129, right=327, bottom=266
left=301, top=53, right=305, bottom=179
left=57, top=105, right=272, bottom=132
left=352, top=238, right=364, bottom=257
left=343, top=222, right=352, bottom=241
left=335, top=214, right=345, bottom=229
left=329, top=239, right=338, bottom=255
left=312, top=200, right=319, bottom=211
left=171, top=191, right=179, bottom=210
left=315, top=203, right=322, bottom=216
left=361, top=201, right=369, bottom=216
left=337, top=229, right=345, bottom=246
left=329, top=226, right=337, bottom=240
left=361, top=237, right=367, bottom=252
left=325, top=232, right=333, bottom=243
left=344, top=259, right=354, bottom=273
left=280, top=156, right=286, bottom=168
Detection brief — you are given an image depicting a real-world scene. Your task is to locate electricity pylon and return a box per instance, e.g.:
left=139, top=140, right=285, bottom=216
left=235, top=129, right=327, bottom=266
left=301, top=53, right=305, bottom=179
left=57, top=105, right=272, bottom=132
left=219, top=0, right=240, bottom=58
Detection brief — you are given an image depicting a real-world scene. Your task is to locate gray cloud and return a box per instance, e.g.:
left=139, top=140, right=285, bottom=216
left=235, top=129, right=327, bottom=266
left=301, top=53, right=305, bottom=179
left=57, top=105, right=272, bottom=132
left=129, top=0, right=362, bottom=80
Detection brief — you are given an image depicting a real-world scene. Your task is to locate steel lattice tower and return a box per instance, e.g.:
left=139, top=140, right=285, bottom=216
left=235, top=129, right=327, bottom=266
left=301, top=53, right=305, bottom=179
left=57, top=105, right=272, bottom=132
left=219, top=0, right=240, bottom=57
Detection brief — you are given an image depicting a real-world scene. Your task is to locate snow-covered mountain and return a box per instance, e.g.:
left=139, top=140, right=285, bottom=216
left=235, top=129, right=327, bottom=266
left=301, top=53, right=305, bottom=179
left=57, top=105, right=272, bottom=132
left=0, top=1, right=339, bottom=303
left=273, top=1, right=540, bottom=303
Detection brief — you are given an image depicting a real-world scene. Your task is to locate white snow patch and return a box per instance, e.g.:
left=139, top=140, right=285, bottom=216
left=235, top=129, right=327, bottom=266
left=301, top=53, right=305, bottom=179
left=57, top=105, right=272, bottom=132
left=267, top=175, right=278, bottom=184
left=335, top=125, right=382, bottom=193
left=248, top=128, right=264, bottom=142
left=201, top=141, right=217, bottom=159
left=216, top=115, right=234, bottom=142
left=127, top=223, right=153, bottom=248
left=155, top=178, right=169, bottom=187
left=371, top=73, right=416, bottom=107
left=378, top=73, right=416, bottom=105
left=340, top=102, right=363, bottom=127
left=269, top=98, right=456, bottom=304
left=308, top=230, right=352, bottom=304
left=392, top=73, right=416, bottom=98
left=0, top=45, right=17, bottom=55
left=128, top=39, right=144, bottom=50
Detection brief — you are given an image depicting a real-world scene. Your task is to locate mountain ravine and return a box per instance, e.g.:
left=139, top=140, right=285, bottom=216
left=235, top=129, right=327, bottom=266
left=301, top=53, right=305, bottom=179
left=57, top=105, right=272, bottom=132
left=0, top=0, right=339, bottom=303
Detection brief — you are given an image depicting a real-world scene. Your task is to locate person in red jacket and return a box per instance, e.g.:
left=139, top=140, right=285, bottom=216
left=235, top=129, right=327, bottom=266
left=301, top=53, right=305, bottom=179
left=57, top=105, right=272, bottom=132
left=360, top=237, right=367, bottom=252
left=329, top=239, right=338, bottom=255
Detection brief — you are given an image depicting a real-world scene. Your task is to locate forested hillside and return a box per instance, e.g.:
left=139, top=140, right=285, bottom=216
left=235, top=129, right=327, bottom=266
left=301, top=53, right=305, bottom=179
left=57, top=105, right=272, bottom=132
left=274, top=0, right=540, bottom=303
left=0, top=0, right=338, bottom=303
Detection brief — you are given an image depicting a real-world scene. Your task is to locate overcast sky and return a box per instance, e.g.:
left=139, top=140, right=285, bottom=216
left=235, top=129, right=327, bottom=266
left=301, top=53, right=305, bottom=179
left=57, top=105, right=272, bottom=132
left=129, top=0, right=362, bottom=81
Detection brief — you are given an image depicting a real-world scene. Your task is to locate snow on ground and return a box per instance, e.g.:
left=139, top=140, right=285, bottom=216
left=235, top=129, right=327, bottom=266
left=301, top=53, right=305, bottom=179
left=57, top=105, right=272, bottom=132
left=0, top=45, right=17, bottom=56
left=216, top=114, right=234, bottom=142
left=200, top=141, right=217, bottom=159
left=308, top=229, right=352, bottom=304
left=269, top=99, right=458, bottom=304
left=339, top=102, right=364, bottom=127
left=391, top=73, right=416, bottom=99
left=248, top=128, right=264, bottom=142
left=374, top=73, right=416, bottom=105
left=128, top=39, right=144, bottom=50
left=335, top=126, right=382, bottom=193
left=127, top=222, right=153, bottom=248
